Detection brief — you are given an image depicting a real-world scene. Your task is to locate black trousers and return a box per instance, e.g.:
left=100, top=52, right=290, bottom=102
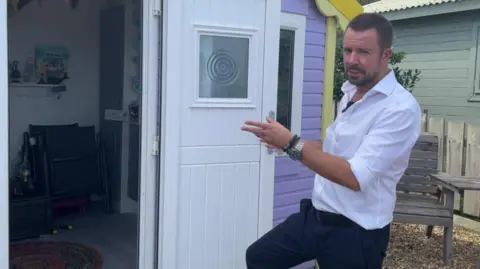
left=245, top=199, right=390, bottom=269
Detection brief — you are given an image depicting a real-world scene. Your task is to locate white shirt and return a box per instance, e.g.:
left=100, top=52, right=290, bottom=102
left=311, top=71, right=422, bottom=230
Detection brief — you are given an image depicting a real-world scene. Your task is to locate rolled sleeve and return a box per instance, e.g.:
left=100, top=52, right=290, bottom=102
left=347, top=106, right=421, bottom=191
left=348, top=156, right=375, bottom=192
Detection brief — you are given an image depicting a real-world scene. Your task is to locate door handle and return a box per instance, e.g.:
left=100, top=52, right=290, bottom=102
left=269, top=110, right=275, bottom=120
left=267, top=110, right=276, bottom=155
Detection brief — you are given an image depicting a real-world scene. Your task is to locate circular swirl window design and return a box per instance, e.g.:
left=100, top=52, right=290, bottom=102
left=206, top=50, right=239, bottom=85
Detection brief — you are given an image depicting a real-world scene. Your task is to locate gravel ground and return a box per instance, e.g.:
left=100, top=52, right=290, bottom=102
left=384, top=223, right=480, bottom=269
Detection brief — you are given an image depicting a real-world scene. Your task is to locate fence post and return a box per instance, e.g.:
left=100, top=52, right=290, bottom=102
left=422, top=109, right=429, bottom=132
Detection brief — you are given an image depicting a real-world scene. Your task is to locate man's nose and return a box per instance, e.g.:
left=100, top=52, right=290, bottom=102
left=346, top=52, right=359, bottom=65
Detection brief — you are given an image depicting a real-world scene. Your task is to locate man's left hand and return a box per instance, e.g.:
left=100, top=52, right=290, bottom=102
left=241, top=117, right=293, bottom=150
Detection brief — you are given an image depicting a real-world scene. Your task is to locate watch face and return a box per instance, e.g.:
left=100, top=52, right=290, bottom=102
left=287, top=140, right=303, bottom=160
left=294, top=141, right=304, bottom=160
left=288, top=149, right=299, bottom=160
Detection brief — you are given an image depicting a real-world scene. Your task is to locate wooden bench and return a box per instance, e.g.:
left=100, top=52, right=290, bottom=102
left=393, top=132, right=454, bottom=266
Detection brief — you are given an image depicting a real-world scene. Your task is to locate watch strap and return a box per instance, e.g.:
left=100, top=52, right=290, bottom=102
left=283, top=135, right=300, bottom=152
left=286, top=139, right=304, bottom=161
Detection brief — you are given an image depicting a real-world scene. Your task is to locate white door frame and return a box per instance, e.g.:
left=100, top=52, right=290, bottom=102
left=156, top=0, right=182, bottom=267
left=138, top=0, right=161, bottom=268
left=157, top=0, right=281, bottom=268
left=0, top=1, right=9, bottom=268
left=279, top=11, right=306, bottom=142
left=258, top=0, right=281, bottom=238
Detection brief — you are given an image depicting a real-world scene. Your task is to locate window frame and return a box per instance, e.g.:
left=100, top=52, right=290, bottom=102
left=469, top=20, right=480, bottom=102
left=277, top=12, right=306, bottom=155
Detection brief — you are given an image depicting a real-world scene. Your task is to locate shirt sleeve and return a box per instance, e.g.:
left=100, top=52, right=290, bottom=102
left=347, top=105, right=422, bottom=191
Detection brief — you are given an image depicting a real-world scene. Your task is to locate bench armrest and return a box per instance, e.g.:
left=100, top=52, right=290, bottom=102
left=430, top=173, right=480, bottom=196
left=429, top=173, right=461, bottom=193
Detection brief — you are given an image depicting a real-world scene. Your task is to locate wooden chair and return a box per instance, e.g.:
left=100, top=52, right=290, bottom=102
left=393, top=132, right=454, bottom=266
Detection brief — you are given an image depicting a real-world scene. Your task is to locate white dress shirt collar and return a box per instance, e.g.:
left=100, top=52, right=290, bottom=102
left=341, top=70, right=397, bottom=98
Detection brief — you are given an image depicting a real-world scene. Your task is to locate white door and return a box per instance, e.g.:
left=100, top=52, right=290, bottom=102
left=159, top=0, right=281, bottom=268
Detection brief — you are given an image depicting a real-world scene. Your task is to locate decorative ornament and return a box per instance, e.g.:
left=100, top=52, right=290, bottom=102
left=131, top=76, right=141, bottom=93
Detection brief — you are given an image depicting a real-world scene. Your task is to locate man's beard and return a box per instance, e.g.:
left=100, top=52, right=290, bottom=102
left=345, top=66, right=377, bottom=87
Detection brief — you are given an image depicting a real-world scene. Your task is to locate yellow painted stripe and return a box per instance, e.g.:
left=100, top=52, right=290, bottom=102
left=314, top=0, right=363, bottom=139
left=321, top=16, right=337, bottom=139
left=314, top=0, right=349, bottom=30
left=329, top=0, right=364, bottom=21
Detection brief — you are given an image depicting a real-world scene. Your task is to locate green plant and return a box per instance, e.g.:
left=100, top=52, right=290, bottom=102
left=333, top=35, right=422, bottom=101
left=389, top=51, right=422, bottom=90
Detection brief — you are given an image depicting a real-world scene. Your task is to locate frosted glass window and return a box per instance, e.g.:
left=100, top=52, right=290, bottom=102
left=198, top=35, right=249, bottom=98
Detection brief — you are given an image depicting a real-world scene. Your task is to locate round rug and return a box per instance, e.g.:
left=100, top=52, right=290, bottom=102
left=10, top=241, right=103, bottom=269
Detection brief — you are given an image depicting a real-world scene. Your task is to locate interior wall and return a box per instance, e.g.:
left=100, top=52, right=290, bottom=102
left=8, top=0, right=140, bottom=214
left=7, top=0, right=100, bottom=167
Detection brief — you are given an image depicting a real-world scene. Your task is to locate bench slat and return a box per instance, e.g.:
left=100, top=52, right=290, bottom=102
left=396, top=192, right=439, bottom=202
left=396, top=194, right=442, bottom=208
left=410, top=150, right=437, bottom=160
left=400, top=175, right=436, bottom=182
left=398, top=175, right=439, bottom=194
left=394, top=204, right=452, bottom=218
left=407, top=158, right=438, bottom=169
left=418, top=133, right=438, bottom=144
left=405, top=167, right=438, bottom=177
left=412, top=143, right=438, bottom=152
left=396, top=183, right=439, bottom=194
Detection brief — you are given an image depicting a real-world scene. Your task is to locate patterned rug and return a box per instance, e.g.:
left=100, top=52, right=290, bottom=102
left=10, top=241, right=103, bottom=269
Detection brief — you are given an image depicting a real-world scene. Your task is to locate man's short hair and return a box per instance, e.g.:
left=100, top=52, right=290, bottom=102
left=346, top=13, right=393, bottom=50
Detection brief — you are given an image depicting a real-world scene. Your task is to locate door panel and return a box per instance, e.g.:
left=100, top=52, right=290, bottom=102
left=99, top=6, right=125, bottom=211
left=175, top=0, right=275, bottom=268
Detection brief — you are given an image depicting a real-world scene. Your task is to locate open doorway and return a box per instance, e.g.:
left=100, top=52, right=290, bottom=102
left=7, top=0, right=146, bottom=268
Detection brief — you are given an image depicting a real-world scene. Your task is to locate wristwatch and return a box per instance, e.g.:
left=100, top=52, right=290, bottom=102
left=287, top=139, right=304, bottom=160
left=283, top=135, right=299, bottom=152
left=284, top=135, right=304, bottom=161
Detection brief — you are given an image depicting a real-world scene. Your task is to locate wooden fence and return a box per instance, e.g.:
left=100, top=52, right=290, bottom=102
left=421, top=109, right=480, bottom=218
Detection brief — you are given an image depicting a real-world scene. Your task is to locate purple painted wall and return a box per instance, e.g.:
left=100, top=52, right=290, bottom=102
left=273, top=1, right=325, bottom=266
left=274, top=0, right=325, bottom=225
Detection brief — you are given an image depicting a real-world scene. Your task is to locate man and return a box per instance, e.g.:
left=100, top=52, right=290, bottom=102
left=241, top=13, right=421, bottom=269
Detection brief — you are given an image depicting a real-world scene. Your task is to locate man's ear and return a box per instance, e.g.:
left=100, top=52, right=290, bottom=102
left=382, top=47, right=392, bottom=60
